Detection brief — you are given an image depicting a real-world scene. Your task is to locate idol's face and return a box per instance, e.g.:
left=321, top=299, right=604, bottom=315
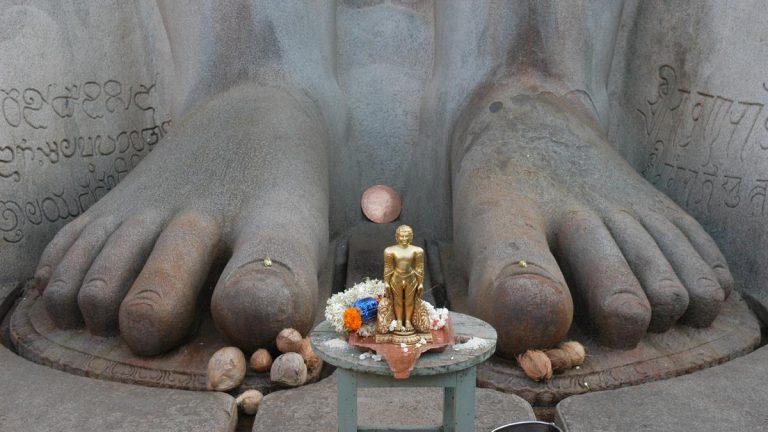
left=396, top=229, right=412, bottom=246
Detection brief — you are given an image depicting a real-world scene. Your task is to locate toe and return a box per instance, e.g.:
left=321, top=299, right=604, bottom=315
left=558, top=210, right=651, bottom=349
left=639, top=212, right=724, bottom=327
left=78, top=211, right=166, bottom=336
left=119, top=211, right=220, bottom=356
left=43, top=217, right=121, bottom=329
left=455, top=187, right=573, bottom=357
left=605, top=210, right=689, bottom=332
left=34, top=216, right=90, bottom=291
left=212, top=257, right=315, bottom=352
left=480, top=268, right=573, bottom=358
left=671, top=213, right=735, bottom=297
left=210, top=177, right=328, bottom=351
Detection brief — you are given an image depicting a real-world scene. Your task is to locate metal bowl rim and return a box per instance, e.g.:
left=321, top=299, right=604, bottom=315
left=491, top=420, right=562, bottom=432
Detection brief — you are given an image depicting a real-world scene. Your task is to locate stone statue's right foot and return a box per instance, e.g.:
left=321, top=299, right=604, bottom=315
left=34, top=84, right=329, bottom=356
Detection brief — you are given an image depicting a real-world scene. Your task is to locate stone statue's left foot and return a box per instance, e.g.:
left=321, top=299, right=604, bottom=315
left=33, top=84, right=329, bottom=355
left=453, top=90, right=734, bottom=358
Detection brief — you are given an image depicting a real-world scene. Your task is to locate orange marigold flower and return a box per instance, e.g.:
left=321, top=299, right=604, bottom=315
left=343, top=307, right=362, bottom=332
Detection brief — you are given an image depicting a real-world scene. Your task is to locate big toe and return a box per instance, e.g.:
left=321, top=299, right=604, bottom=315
left=481, top=267, right=573, bottom=358
left=454, top=185, right=573, bottom=358
left=212, top=258, right=315, bottom=352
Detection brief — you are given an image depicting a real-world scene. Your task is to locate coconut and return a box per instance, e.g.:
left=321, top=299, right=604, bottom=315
left=546, top=348, right=574, bottom=371
left=517, top=349, right=553, bottom=382
left=299, top=337, right=322, bottom=373
left=270, top=352, right=307, bottom=387
left=276, top=328, right=303, bottom=353
left=250, top=348, right=273, bottom=373
left=235, top=390, right=264, bottom=415
left=559, top=341, right=586, bottom=366
left=207, top=347, right=246, bottom=391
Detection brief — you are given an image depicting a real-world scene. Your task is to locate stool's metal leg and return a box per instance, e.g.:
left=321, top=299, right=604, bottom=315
left=454, top=367, right=476, bottom=431
left=337, top=369, right=358, bottom=432
left=443, top=379, right=457, bottom=432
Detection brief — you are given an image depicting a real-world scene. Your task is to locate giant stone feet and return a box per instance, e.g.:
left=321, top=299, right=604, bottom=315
left=34, top=84, right=329, bottom=355
left=453, top=90, right=734, bottom=359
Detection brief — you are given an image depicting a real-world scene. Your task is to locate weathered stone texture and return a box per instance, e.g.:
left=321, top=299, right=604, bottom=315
left=608, top=0, right=768, bottom=322
left=0, top=1, right=173, bottom=281
left=0, top=343, right=236, bottom=432
left=556, top=345, right=768, bottom=432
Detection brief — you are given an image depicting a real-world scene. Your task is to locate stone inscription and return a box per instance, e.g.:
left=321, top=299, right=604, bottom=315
left=0, top=79, right=169, bottom=243
left=0, top=124, right=170, bottom=182
left=1, top=81, right=157, bottom=129
left=0, top=147, right=157, bottom=243
left=637, top=65, right=768, bottom=222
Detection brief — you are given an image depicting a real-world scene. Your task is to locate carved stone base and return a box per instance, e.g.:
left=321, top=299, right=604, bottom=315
left=10, top=233, right=763, bottom=402
left=439, top=244, right=761, bottom=410
left=9, top=284, right=321, bottom=392
left=9, top=240, right=339, bottom=392
left=375, top=331, right=432, bottom=345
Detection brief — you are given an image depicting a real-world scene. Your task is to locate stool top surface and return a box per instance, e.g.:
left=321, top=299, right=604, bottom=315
left=310, top=312, right=497, bottom=376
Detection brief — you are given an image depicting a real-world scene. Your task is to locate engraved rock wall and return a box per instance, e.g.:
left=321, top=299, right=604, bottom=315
left=608, top=0, right=768, bottom=320
left=0, top=1, right=173, bottom=281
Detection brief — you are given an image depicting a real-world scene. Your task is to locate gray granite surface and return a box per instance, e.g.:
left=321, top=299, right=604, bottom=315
left=0, top=343, right=237, bottom=432
left=2, top=1, right=767, bottom=412
left=556, top=344, right=768, bottom=432
left=609, top=0, right=768, bottom=321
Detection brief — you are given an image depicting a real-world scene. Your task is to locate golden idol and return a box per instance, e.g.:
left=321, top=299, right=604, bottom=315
left=376, top=225, right=432, bottom=345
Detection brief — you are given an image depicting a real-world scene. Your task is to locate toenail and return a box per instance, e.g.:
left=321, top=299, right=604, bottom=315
left=694, top=277, right=723, bottom=300
left=83, top=279, right=107, bottom=291
left=36, top=266, right=51, bottom=278
left=657, top=279, right=679, bottom=290
left=712, top=266, right=731, bottom=280
left=695, top=277, right=720, bottom=292
left=46, top=280, right=65, bottom=295
left=605, top=293, right=650, bottom=321
left=35, top=266, right=51, bottom=289
left=498, top=262, right=560, bottom=286
left=79, top=279, right=108, bottom=305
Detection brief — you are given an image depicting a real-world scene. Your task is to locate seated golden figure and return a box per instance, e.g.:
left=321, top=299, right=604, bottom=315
left=376, top=225, right=431, bottom=344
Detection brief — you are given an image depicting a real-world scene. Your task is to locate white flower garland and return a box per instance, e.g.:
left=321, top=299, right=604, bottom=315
left=325, top=278, right=385, bottom=336
left=324, top=277, right=450, bottom=336
left=421, top=301, right=450, bottom=330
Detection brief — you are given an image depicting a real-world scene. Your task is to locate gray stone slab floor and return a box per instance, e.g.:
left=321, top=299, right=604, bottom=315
left=556, top=345, right=768, bottom=432
left=253, top=374, right=535, bottom=431
left=0, top=344, right=237, bottom=432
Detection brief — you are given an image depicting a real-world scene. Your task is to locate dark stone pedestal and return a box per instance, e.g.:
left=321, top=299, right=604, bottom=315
left=440, top=245, right=761, bottom=415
